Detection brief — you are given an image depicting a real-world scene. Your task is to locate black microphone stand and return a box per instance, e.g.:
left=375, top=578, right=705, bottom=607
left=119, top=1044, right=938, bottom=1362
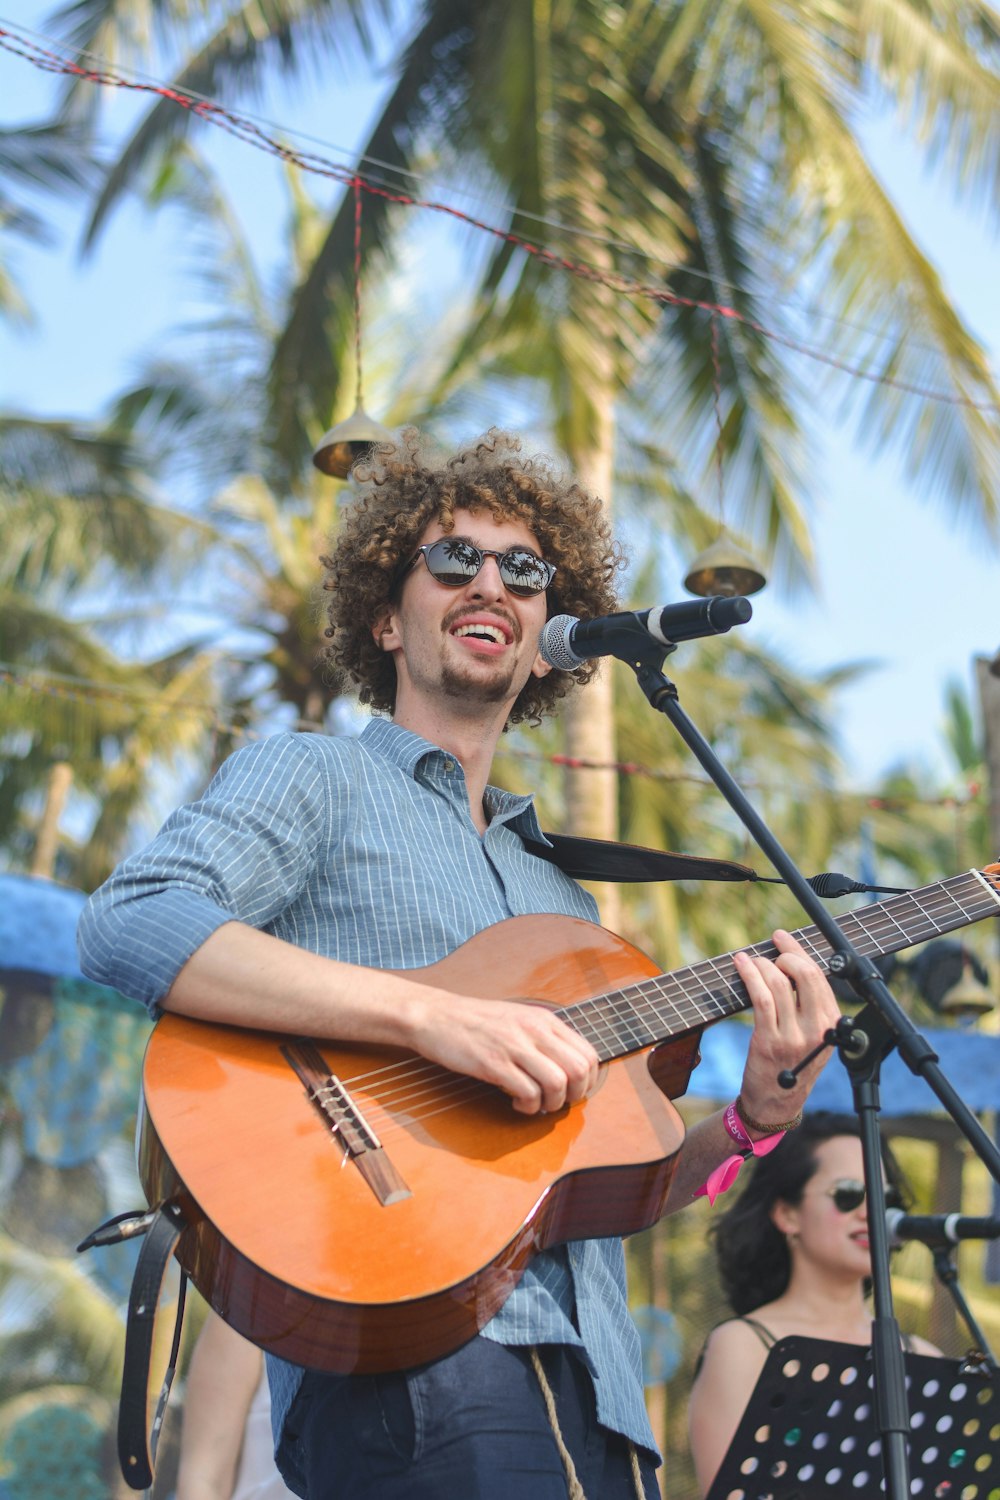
left=929, top=1247, right=998, bottom=1372
left=617, top=627, right=1000, bottom=1500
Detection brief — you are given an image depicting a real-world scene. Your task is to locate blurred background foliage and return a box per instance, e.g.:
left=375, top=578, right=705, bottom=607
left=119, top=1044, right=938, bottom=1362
left=3, top=0, right=1000, bottom=1494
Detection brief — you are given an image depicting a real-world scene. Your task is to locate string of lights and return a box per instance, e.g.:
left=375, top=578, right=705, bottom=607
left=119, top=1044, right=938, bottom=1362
left=1, top=21, right=997, bottom=414
left=0, top=18, right=991, bottom=373
left=1, top=664, right=985, bottom=810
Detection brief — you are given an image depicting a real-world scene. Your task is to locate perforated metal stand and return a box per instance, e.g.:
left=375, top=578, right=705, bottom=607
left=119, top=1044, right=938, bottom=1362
left=706, top=1336, right=1000, bottom=1500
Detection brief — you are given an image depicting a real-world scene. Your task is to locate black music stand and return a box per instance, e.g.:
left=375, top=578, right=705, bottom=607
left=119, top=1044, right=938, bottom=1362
left=706, top=1336, right=1000, bottom=1500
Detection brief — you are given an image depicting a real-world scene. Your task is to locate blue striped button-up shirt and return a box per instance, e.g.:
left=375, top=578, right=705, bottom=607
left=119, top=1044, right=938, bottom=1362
left=78, top=718, right=657, bottom=1489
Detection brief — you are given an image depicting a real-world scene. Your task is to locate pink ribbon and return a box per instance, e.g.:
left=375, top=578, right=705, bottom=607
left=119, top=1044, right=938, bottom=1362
left=694, top=1103, right=788, bottom=1205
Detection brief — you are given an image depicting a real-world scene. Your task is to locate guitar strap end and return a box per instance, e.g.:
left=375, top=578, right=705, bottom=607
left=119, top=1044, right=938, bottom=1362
left=107, top=1200, right=190, bottom=1491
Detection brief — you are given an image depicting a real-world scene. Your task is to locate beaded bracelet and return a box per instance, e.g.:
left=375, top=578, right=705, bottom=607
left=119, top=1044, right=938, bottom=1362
left=735, top=1094, right=803, bottom=1137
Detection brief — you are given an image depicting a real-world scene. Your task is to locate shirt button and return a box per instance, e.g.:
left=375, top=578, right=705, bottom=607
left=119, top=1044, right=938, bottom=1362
left=442, top=759, right=456, bottom=773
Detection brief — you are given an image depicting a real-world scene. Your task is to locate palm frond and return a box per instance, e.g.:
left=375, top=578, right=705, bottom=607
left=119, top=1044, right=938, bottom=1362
left=74, top=0, right=394, bottom=249
left=1, top=422, right=219, bottom=586
left=858, top=0, right=1000, bottom=206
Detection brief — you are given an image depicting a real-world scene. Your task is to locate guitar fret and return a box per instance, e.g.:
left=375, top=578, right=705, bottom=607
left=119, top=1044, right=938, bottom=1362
left=797, top=930, right=827, bottom=965
left=569, top=997, right=648, bottom=1059
left=557, top=868, right=1000, bottom=1061
left=639, top=973, right=709, bottom=1029
left=702, top=956, right=739, bottom=1013
left=868, top=905, right=915, bottom=948
left=602, top=996, right=659, bottom=1055
left=671, top=960, right=728, bottom=1020
left=919, top=883, right=969, bottom=929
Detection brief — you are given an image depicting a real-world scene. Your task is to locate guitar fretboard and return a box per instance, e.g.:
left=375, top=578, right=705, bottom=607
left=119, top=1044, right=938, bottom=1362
left=557, top=868, right=1000, bottom=1063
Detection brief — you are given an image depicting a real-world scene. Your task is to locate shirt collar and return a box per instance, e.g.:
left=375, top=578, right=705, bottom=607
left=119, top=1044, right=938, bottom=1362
left=358, top=715, right=438, bottom=776
left=358, top=717, right=547, bottom=841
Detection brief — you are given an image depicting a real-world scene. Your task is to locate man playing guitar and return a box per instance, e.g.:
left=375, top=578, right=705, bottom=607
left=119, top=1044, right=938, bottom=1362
left=79, top=428, right=840, bottom=1500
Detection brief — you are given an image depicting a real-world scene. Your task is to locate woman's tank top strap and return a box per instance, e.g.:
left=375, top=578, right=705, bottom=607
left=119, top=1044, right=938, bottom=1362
left=737, top=1316, right=778, bottom=1348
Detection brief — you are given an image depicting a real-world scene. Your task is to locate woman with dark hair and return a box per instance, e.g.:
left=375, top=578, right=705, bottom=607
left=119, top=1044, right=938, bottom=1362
left=687, top=1112, right=937, bottom=1496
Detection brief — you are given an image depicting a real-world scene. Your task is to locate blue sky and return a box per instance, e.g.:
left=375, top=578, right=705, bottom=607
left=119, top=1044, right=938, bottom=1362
left=2, top=6, right=998, bottom=794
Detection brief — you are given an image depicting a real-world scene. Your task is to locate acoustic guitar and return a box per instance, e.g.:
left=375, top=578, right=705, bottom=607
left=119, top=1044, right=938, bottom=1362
left=138, top=864, right=1000, bottom=1374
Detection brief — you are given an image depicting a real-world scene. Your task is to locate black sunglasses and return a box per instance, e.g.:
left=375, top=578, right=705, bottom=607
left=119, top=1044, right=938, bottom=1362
left=822, top=1179, right=905, bottom=1214
left=397, top=538, right=556, bottom=598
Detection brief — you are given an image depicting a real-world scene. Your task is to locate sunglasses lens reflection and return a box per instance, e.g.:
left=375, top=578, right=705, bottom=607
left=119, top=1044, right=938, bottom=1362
left=498, top=553, right=553, bottom=596
left=423, top=541, right=552, bottom=596
left=425, top=540, right=482, bottom=586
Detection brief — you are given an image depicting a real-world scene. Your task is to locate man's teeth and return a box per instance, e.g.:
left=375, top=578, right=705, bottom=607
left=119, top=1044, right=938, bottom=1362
left=453, top=624, right=506, bottom=644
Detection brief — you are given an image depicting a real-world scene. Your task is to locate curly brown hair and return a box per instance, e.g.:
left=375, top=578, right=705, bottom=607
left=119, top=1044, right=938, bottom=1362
left=320, top=427, right=625, bottom=725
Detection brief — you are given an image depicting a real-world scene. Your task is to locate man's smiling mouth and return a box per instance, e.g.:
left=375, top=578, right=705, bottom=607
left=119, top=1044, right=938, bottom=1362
left=452, top=623, right=509, bottom=646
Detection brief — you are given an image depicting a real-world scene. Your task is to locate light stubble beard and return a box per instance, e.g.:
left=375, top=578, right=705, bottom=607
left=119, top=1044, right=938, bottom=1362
left=438, top=657, right=521, bottom=709
left=437, top=604, right=526, bottom=712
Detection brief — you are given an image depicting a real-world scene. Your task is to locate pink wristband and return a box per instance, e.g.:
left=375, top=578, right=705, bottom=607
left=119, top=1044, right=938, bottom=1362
left=694, top=1100, right=787, bottom=1206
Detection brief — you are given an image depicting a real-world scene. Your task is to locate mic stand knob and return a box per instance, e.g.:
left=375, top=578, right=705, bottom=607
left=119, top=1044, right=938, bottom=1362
left=778, top=1015, right=870, bottom=1090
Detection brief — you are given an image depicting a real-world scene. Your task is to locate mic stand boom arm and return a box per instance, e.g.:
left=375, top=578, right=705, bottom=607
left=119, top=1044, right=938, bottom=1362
left=623, top=643, right=1000, bottom=1500
left=929, top=1247, right=997, bottom=1372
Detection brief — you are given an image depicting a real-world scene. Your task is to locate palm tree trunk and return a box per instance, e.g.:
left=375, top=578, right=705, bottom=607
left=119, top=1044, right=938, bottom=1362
left=564, top=374, right=621, bottom=932
left=975, top=656, right=1000, bottom=866
left=30, top=762, right=73, bottom=879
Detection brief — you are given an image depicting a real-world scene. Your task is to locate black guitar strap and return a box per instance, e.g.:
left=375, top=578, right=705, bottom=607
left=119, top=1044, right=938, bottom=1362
left=79, top=1200, right=189, bottom=1491
left=530, top=832, right=761, bottom=885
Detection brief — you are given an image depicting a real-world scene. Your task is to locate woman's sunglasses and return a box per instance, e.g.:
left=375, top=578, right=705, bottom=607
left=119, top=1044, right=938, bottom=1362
left=823, top=1179, right=905, bottom=1214
left=396, top=538, right=556, bottom=598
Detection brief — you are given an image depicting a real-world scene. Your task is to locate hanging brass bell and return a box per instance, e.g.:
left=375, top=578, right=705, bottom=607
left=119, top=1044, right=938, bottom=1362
left=683, top=534, right=766, bottom=598
left=312, top=407, right=395, bottom=478
left=938, top=967, right=995, bottom=1019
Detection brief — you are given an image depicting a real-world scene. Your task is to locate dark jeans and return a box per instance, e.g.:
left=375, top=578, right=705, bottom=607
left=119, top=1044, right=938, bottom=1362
left=287, top=1339, right=660, bottom=1499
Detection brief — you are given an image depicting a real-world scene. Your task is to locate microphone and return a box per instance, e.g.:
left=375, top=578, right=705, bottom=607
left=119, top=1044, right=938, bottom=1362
left=886, top=1208, right=1000, bottom=1249
left=540, top=596, right=752, bottom=670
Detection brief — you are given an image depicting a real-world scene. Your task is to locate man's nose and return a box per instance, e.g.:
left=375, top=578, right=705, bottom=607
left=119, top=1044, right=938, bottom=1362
left=470, top=554, right=506, bottom=597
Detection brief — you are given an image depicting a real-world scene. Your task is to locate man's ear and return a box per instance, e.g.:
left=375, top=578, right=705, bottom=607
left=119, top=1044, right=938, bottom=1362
left=530, top=649, right=553, bottom=680
left=372, top=603, right=401, bottom=653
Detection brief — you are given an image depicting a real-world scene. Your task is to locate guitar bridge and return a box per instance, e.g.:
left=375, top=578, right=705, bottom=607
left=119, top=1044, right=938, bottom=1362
left=281, top=1040, right=411, bottom=1206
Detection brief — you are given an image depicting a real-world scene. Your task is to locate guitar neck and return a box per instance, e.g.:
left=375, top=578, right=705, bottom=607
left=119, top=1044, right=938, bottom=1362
left=559, top=867, right=1000, bottom=1063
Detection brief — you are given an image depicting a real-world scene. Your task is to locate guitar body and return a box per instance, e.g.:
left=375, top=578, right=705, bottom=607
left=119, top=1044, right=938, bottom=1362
left=139, top=914, right=699, bottom=1374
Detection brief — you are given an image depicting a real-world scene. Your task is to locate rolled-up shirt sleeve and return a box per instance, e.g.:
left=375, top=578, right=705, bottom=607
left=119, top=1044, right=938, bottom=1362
left=77, top=734, right=332, bottom=1015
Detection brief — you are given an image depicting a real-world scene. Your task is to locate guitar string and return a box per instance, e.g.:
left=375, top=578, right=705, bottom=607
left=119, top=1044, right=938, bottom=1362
left=634, top=878, right=988, bottom=1017
left=557, top=877, right=996, bottom=1064
left=358, top=919, right=999, bottom=1144
left=327, top=875, right=999, bottom=1137
left=315, top=875, right=999, bottom=1141
left=374, top=875, right=998, bottom=1092
left=383, top=878, right=997, bottom=1105
left=626, top=881, right=996, bottom=1048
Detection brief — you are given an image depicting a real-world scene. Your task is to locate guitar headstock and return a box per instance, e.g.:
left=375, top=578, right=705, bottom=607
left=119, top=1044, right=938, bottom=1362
left=980, top=863, right=1000, bottom=896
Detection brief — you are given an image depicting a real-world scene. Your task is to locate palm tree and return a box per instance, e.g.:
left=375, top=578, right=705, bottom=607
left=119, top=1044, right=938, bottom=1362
left=2, top=139, right=414, bottom=880
left=857, top=676, right=992, bottom=890
left=30, top=2, right=999, bottom=919
left=59, top=1, right=997, bottom=532
left=0, top=414, right=229, bottom=882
